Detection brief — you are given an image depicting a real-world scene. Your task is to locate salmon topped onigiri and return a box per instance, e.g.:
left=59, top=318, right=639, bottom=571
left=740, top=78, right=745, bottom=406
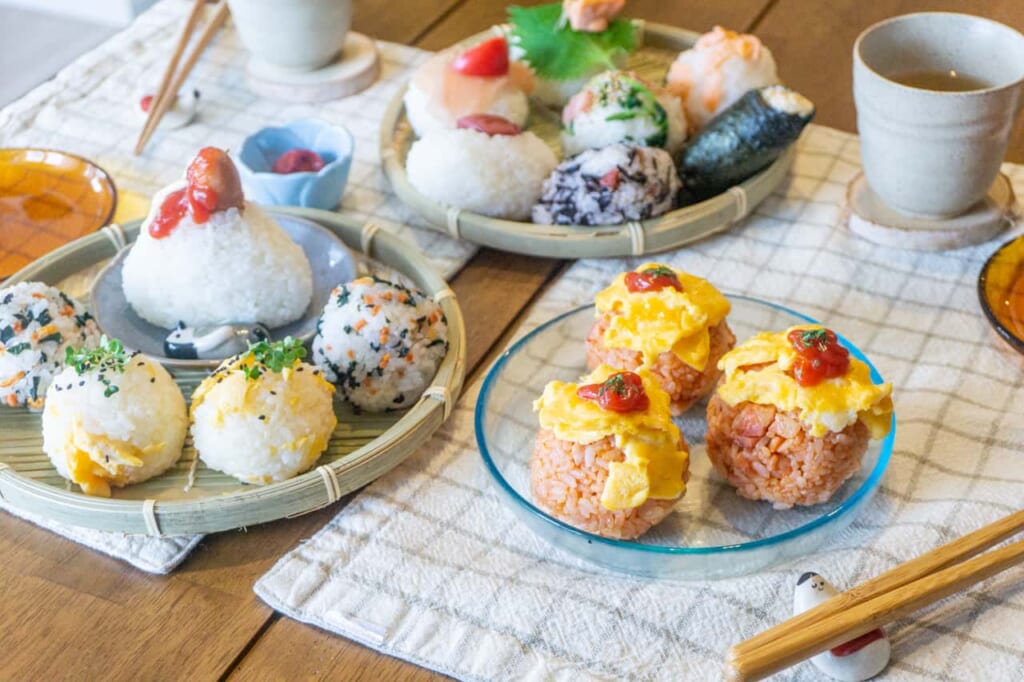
left=121, top=147, right=313, bottom=330
left=312, top=276, right=448, bottom=412
left=190, top=338, right=337, bottom=485
left=0, top=282, right=101, bottom=410
left=531, top=365, right=689, bottom=539
left=585, top=263, right=734, bottom=414
left=706, top=326, right=893, bottom=509
left=42, top=337, right=187, bottom=497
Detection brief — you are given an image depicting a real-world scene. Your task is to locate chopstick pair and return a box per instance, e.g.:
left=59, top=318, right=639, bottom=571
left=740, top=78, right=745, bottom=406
left=726, top=508, right=1024, bottom=681
left=133, top=0, right=229, bottom=155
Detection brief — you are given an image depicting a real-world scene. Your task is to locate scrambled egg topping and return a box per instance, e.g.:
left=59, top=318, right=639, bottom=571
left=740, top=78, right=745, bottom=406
left=65, top=424, right=162, bottom=497
left=534, top=365, right=688, bottom=511
left=594, top=263, right=730, bottom=371
left=716, top=326, right=893, bottom=438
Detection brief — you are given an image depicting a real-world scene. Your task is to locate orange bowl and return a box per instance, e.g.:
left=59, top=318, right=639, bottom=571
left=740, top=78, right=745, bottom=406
left=0, top=148, right=117, bottom=278
left=979, top=235, right=1024, bottom=355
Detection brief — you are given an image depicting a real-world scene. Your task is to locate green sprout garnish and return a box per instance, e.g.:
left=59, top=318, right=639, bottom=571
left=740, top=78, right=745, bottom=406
left=242, top=337, right=306, bottom=381
left=798, top=328, right=829, bottom=349
left=64, top=336, right=129, bottom=398
left=600, top=374, right=627, bottom=396
left=641, top=265, right=676, bottom=278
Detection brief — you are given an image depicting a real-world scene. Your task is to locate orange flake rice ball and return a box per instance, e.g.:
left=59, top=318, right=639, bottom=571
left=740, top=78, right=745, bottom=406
left=706, top=326, right=893, bottom=509
left=312, top=276, right=448, bottom=411
left=531, top=365, right=689, bottom=539
left=585, top=263, right=735, bottom=414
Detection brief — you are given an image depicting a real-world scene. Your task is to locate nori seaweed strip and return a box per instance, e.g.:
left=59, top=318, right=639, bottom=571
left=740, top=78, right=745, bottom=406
left=677, top=86, right=814, bottom=203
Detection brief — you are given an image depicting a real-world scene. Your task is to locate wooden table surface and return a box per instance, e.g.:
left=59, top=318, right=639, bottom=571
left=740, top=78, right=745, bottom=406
left=3, top=1, right=1023, bottom=680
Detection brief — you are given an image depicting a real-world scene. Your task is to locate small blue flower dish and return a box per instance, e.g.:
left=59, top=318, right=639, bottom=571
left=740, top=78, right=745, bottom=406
left=236, top=118, right=354, bottom=210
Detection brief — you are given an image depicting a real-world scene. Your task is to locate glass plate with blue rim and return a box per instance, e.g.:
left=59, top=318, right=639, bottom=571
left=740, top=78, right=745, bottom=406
left=474, top=296, right=895, bottom=580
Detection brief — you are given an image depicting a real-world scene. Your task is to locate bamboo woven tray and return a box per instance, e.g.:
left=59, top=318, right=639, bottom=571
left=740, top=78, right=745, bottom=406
left=0, top=208, right=466, bottom=535
left=380, top=21, right=794, bottom=259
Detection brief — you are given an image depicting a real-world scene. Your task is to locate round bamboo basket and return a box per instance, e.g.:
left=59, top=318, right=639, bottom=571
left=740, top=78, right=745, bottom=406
left=380, top=21, right=794, bottom=259
left=0, top=207, right=466, bottom=535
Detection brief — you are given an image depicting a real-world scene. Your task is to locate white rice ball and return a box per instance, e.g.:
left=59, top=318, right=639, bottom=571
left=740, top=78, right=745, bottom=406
left=190, top=352, right=337, bottom=485
left=121, top=186, right=313, bottom=329
left=406, top=127, right=557, bottom=220
left=42, top=349, right=187, bottom=497
left=561, top=70, right=688, bottom=157
left=666, top=26, right=780, bottom=129
left=313, top=277, right=448, bottom=412
left=533, top=143, right=680, bottom=226
left=0, top=282, right=101, bottom=410
left=404, top=51, right=530, bottom=137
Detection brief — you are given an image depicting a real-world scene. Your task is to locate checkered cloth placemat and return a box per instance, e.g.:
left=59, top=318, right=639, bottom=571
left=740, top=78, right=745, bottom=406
left=0, top=0, right=475, bottom=573
left=256, top=124, right=1024, bottom=680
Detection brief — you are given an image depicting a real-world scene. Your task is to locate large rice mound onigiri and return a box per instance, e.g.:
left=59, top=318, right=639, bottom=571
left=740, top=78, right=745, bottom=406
left=705, top=395, right=870, bottom=509
left=406, top=127, right=557, bottom=220
left=190, top=357, right=337, bottom=485
left=531, top=429, right=680, bottom=540
left=42, top=353, right=187, bottom=497
left=313, top=277, right=448, bottom=412
left=121, top=190, right=313, bottom=329
left=0, top=282, right=101, bottom=409
left=585, top=318, right=735, bottom=414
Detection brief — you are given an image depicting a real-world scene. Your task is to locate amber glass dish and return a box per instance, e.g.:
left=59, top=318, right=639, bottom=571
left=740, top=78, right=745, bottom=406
left=979, top=235, right=1024, bottom=355
left=0, top=148, right=117, bottom=278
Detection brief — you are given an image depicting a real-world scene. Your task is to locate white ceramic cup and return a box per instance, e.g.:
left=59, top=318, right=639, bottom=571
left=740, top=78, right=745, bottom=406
left=853, top=13, right=1024, bottom=218
left=227, top=0, right=352, bottom=72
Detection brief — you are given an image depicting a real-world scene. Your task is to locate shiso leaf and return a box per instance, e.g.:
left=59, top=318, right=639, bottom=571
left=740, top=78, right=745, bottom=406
left=508, top=3, right=636, bottom=81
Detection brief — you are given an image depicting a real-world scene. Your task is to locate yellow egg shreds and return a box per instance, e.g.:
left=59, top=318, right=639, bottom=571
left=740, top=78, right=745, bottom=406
left=715, top=325, right=893, bottom=438
left=534, top=365, right=688, bottom=511
left=64, top=423, right=146, bottom=497
left=594, top=263, right=730, bottom=371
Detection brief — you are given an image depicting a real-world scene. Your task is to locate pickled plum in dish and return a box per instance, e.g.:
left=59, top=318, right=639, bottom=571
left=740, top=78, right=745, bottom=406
left=121, top=147, right=313, bottom=330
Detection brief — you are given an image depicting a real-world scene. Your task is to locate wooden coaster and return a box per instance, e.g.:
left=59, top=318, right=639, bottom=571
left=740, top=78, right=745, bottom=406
left=846, top=172, right=1016, bottom=251
left=246, top=32, right=380, bottom=103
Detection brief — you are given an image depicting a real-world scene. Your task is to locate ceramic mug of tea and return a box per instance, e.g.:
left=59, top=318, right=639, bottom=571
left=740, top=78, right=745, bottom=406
left=227, top=0, right=352, bottom=72
left=854, top=13, right=1024, bottom=218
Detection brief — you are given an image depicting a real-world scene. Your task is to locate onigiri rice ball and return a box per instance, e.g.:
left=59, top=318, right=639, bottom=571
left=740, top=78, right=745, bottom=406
left=313, top=276, right=448, bottom=411
left=561, top=70, right=687, bottom=156
left=122, top=186, right=313, bottom=330
left=0, top=282, right=101, bottom=410
left=404, top=50, right=531, bottom=137
left=532, top=143, right=681, bottom=226
left=405, top=122, right=557, bottom=220
left=190, top=340, right=337, bottom=485
left=42, top=341, right=187, bottom=497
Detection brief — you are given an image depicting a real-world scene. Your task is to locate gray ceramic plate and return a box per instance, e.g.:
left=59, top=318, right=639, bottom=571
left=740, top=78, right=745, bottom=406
left=90, top=212, right=356, bottom=370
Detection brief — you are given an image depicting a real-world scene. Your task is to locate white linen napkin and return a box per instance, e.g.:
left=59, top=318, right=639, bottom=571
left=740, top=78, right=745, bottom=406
left=0, top=2, right=474, bottom=573
left=256, top=124, right=1024, bottom=680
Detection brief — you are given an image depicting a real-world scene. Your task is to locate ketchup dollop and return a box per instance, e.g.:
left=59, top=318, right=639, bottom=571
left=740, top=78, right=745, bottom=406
left=624, top=266, right=683, bottom=293
left=576, top=371, right=650, bottom=413
left=149, top=147, right=244, bottom=239
left=787, top=328, right=850, bottom=387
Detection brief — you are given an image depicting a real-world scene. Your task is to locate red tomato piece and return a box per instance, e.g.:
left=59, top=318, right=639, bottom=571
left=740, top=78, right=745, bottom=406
left=787, top=328, right=851, bottom=387
left=451, top=37, right=509, bottom=77
left=272, top=148, right=326, bottom=174
left=624, top=266, right=683, bottom=293
left=456, top=114, right=521, bottom=136
left=576, top=371, right=650, bottom=413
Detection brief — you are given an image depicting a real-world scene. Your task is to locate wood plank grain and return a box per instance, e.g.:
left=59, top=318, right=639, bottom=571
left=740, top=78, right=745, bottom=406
left=416, top=0, right=775, bottom=50
left=757, top=0, right=1024, bottom=161
left=353, top=0, right=462, bottom=44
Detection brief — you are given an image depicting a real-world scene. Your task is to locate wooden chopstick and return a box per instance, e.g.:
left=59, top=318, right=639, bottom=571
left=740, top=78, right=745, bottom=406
left=133, top=2, right=229, bottom=155
left=726, top=537, right=1024, bottom=681
left=136, top=0, right=206, bottom=153
left=728, top=507, right=1024, bottom=665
